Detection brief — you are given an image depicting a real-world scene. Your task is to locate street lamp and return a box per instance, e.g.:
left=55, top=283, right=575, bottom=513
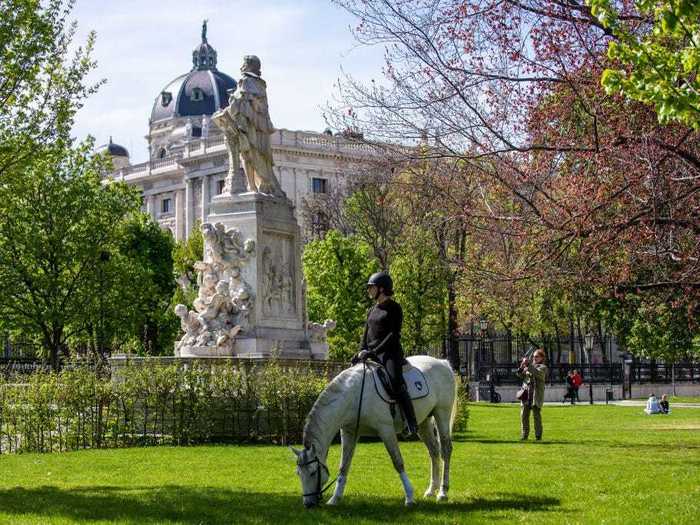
left=479, top=318, right=497, bottom=402
left=584, top=332, right=594, bottom=404
left=479, top=318, right=489, bottom=333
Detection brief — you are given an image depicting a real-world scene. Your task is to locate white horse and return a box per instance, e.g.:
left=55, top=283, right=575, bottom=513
left=292, top=355, right=457, bottom=507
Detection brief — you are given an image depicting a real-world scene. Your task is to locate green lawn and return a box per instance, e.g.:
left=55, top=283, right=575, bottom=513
left=1, top=404, right=698, bottom=524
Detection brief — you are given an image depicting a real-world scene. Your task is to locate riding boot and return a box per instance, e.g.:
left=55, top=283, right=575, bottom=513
left=396, top=385, right=418, bottom=436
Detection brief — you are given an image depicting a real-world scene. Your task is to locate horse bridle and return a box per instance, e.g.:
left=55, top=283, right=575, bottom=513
left=300, top=456, right=336, bottom=498
left=301, top=361, right=368, bottom=500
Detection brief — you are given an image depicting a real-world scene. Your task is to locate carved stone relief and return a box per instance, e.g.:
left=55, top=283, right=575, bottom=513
left=261, top=232, right=297, bottom=318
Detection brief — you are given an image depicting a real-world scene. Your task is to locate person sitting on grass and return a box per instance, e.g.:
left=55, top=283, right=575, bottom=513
left=644, top=393, right=662, bottom=415
left=659, top=394, right=671, bottom=414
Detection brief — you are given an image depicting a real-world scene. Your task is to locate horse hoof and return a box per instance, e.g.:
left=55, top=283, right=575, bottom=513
left=423, top=490, right=437, bottom=498
left=326, top=497, right=339, bottom=506
left=437, top=493, right=448, bottom=502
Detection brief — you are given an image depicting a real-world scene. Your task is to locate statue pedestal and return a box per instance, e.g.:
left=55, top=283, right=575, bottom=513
left=200, top=191, right=311, bottom=358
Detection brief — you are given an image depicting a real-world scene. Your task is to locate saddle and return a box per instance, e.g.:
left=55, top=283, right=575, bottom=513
left=371, top=362, right=430, bottom=404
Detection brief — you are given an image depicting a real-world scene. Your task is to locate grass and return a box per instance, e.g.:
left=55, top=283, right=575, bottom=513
left=1, top=403, right=698, bottom=524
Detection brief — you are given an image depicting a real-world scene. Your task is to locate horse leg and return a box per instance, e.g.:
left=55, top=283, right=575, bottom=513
left=327, top=428, right=357, bottom=505
left=417, top=416, right=440, bottom=498
left=377, top=427, right=414, bottom=506
left=433, top=406, right=453, bottom=501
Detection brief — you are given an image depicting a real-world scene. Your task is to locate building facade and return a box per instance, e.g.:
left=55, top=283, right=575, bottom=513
left=99, top=24, right=370, bottom=241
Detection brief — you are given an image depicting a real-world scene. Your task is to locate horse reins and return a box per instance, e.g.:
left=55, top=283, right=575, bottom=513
left=302, top=360, right=368, bottom=500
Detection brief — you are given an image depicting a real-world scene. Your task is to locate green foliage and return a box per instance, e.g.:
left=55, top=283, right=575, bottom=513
left=452, top=378, right=470, bottom=433
left=0, top=0, right=102, bottom=179
left=589, top=0, right=700, bottom=128
left=173, top=219, right=203, bottom=284
left=302, top=230, right=378, bottom=360
left=390, top=228, right=449, bottom=354
left=112, top=214, right=178, bottom=355
left=0, top=145, right=141, bottom=368
left=0, top=360, right=330, bottom=453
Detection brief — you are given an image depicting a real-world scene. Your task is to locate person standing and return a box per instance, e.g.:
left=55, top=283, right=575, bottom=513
left=564, top=370, right=576, bottom=404
left=571, top=369, right=583, bottom=402
left=353, top=271, right=418, bottom=435
left=518, top=348, right=548, bottom=441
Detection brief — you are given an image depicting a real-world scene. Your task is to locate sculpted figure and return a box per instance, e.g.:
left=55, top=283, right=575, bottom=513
left=193, top=266, right=218, bottom=312
left=174, top=304, right=203, bottom=349
left=308, top=320, right=336, bottom=344
left=226, top=55, right=284, bottom=196
left=197, top=280, right=234, bottom=332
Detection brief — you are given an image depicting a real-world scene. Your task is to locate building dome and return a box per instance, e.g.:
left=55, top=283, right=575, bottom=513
left=96, top=137, right=130, bottom=169
left=96, top=136, right=129, bottom=158
left=151, top=21, right=236, bottom=123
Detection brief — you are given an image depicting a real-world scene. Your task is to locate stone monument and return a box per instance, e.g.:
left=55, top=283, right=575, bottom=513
left=174, top=55, right=333, bottom=359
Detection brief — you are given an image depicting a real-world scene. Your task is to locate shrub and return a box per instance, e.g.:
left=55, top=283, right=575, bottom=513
left=0, top=360, right=330, bottom=454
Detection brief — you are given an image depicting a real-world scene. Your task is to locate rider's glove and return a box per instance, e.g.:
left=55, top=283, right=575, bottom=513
left=358, top=350, right=375, bottom=361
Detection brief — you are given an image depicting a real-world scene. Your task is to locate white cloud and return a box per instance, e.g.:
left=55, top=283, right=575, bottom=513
left=70, top=0, right=384, bottom=163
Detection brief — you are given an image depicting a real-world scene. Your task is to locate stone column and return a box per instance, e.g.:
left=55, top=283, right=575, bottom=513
left=175, top=189, right=185, bottom=241
left=201, top=175, right=210, bottom=224
left=146, top=195, right=156, bottom=219
left=185, top=178, right=194, bottom=238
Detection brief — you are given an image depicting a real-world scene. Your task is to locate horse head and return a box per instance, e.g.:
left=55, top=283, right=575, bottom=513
left=291, top=444, right=328, bottom=508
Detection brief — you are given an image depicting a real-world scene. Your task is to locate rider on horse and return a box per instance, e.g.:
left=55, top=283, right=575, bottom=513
left=352, top=271, right=419, bottom=436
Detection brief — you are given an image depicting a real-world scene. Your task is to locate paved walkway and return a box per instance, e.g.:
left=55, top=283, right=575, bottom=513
left=610, top=400, right=700, bottom=409
left=539, top=400, right=700, bottom=408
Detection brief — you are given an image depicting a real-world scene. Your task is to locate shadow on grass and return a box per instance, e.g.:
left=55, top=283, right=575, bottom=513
left=0, top=485, right=560, bottom=524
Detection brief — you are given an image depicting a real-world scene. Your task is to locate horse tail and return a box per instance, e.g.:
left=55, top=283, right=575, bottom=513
left=449, top=366, right=459, bottom=435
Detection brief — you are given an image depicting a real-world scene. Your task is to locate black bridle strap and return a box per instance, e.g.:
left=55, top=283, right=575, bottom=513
left=301, top=457, right=337, bottom=497
left=303, top=362, right=367, bottom=499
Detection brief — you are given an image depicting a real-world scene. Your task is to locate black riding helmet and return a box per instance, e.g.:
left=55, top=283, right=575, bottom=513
left=367, top=271, right=394, bottom=296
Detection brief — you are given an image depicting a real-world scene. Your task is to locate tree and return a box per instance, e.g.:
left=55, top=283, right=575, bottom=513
left=0, top=145, right=140, bottom=369
left=302, top=230, right=378, bottom=359
left=390, top=227, right=449, bottom=354
left=588, top=0, right=700, bottom=129
left=115, top=214, right=178, bottom=355
left=0, top=0, right=100, bottom=180
left=331, top=0, right=700, bottom=356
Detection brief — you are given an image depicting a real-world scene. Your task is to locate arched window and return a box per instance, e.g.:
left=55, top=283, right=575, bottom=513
left=191, top=88, right=204, bottom=102
left=158, top=148, right=167, bottom=159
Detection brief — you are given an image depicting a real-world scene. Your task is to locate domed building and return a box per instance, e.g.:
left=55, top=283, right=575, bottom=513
left=108, top=22, right=371, bottom=241
left=96, top=137, right=130, bottom=169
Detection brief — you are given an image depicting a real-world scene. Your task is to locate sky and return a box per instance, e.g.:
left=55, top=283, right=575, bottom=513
left=71, top=0, right=384, bottom=164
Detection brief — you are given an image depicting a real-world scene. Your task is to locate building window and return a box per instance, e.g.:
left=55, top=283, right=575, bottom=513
left=161, top=91, right=172, bottom=106
left=158, top=148, right=167, bottom=159
left=217, top=179, right=226, bottom=194
left=161, top=198, right=171, bottom=214
left=312, top=177, right=328, bottom=194
left=191, top=88, right=204, bottom=102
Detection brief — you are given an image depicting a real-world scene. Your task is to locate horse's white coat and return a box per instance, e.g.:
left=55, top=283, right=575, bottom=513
left=295, top=355, right=457, bottom=507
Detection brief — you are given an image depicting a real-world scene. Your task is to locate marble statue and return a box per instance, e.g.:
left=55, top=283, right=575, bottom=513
left=174, top=221, right=256, bottom=356
left=212, top=55, right=284, bottom=196
left=308, top=320, right=337, bottom=343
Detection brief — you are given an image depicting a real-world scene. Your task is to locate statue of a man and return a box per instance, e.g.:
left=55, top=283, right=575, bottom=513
left=228, top=55, right=284, bottom=196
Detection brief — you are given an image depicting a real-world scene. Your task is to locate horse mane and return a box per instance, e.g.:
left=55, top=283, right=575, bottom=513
left=303, top=367, right=358, bottom=448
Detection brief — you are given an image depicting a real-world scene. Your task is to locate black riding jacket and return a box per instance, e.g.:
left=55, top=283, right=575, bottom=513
left=361, top=298, right=404, bottom=361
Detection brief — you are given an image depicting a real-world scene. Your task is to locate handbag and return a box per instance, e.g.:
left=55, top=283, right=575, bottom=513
left=516, top=387, right=528, bottom=402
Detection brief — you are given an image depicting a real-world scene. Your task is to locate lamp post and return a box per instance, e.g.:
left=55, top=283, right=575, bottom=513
left=585, top=332, right=594, bottom=404
left=480, top=318, right=497, bottom=402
